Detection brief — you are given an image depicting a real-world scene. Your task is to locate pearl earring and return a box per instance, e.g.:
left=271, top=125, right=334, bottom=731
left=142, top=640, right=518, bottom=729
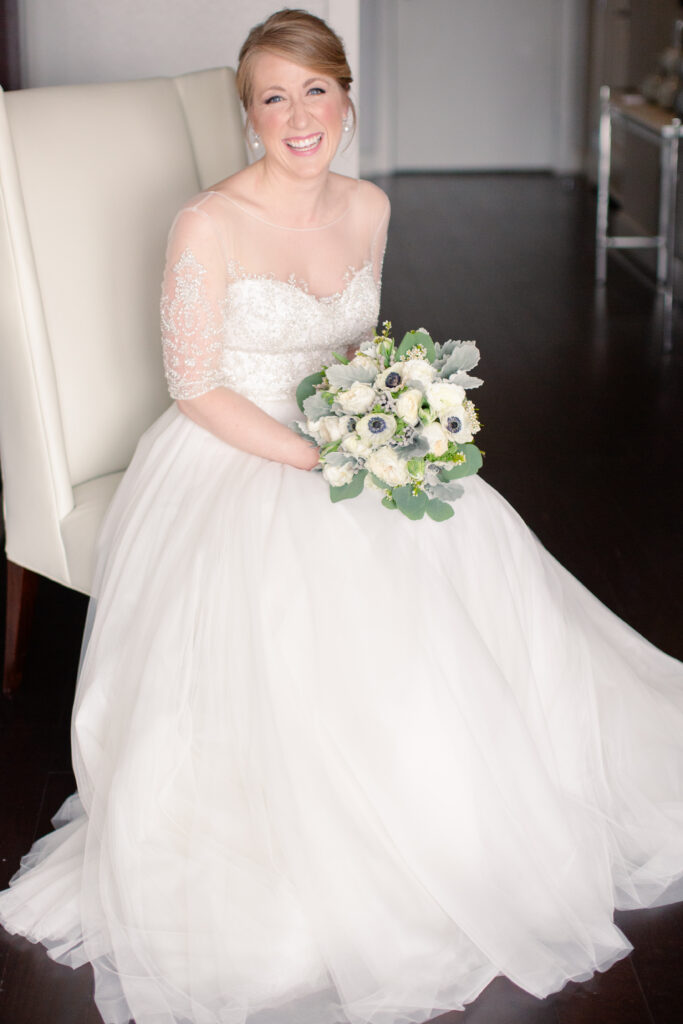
left=342, top=110, right=353, bottom=134
left=247, top=123, right=262, bottom=150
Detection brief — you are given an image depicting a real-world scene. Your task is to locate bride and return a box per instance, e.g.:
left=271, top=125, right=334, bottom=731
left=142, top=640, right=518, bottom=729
left=2, top=9, right=683, bottom=1024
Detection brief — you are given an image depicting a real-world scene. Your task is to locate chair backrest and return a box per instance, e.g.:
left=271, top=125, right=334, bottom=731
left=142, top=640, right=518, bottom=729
left=0, top=68, right=246, bottom=583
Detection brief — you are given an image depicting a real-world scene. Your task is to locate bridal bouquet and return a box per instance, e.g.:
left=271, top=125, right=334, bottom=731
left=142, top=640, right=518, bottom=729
left=294, top=323, right=483, bottom=522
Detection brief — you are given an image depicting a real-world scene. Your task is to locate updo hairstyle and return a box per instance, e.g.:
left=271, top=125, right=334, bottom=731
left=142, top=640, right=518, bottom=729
left=237, top=8, right=355, bottom=129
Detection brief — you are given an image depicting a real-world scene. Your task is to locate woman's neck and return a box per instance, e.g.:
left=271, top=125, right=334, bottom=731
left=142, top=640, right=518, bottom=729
left=251, top=159, right=340, bottom=229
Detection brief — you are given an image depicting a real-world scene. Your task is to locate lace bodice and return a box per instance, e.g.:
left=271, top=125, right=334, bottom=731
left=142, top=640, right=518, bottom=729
left=161, top=180, right=389, bottom=404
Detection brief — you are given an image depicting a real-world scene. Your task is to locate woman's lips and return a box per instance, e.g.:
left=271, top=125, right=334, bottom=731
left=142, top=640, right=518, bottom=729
left=284, top=132, right=324, bottom=154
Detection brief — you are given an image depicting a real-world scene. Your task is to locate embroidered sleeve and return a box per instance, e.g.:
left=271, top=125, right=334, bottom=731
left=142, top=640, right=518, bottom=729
left=161, top=208, right=226, bottom=400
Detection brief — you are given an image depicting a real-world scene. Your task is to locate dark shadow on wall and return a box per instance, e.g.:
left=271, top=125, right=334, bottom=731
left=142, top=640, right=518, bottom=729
left=0, top=0, right=20, bottom=91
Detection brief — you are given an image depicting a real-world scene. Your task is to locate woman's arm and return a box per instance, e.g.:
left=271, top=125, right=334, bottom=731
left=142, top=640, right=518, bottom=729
left=177, top=389, right=319, bottom=470
left=161, top=204, right=317, bottom=470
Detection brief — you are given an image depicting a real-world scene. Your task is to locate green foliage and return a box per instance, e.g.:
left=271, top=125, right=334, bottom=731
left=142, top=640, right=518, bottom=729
left=393, top=484, right=428, bottom=520
left=329, top=469, right=367, bottom=503
left=381, top=495, right=398, bottom=510
left=396, top=330, right=436, bottom=364
left=406, top=457, right=425, bottom=478
left=296, top=371, right=324, bottom=412
left=438, top=444, right=483, bottom=480
left=426, top=498, right=455, bottom=522
left=332, top=351, right=350, bottom=364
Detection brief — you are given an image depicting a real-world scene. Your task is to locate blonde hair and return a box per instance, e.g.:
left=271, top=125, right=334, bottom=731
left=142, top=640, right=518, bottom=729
left=237, top=8, right=354, bottom=125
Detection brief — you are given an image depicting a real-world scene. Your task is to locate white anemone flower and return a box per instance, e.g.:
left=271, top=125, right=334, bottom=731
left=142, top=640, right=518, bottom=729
left=357, top=413, right=397, bottom=448
left=376, top=362, right=407, bottom=391
left=440, top=400, right=480, bottom=444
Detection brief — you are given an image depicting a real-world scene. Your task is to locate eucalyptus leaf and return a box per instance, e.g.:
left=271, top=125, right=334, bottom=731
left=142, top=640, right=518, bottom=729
left=430, top=481, right=465, bottom=502
left=396, top=437, right=429, bottom=460
left=381, top=495, right=398, bottom=510
left=426, top=498, right=456, bottom=522
left=329, top=469, right=367, bottom=503
left=393, top=485, right=428, bottom=520
left=325, top=364, right=376, bottom=389
left=303, top=393, right=333, bottom=421
left=439, top=341, right=480, bottom=377
left=439, top=444, right=483, bottom=480
left=296, top=371, right=324, bottom=412
left=395, top=330, right=436, bottom=364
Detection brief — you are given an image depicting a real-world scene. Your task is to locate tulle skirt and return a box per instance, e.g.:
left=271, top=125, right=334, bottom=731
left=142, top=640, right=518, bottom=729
left=1, top=399, right=683, bottom=1024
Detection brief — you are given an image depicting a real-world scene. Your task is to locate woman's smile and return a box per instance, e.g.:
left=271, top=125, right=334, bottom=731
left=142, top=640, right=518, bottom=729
left=284, top=132, right=324, bottom=154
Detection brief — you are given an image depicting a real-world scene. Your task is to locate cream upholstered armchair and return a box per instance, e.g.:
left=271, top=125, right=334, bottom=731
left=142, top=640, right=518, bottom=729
left=0, top=68, right=247, bottom=694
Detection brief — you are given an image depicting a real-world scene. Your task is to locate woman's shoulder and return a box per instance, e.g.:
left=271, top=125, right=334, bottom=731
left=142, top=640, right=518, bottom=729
left=332, top=174, right=390, bottom=221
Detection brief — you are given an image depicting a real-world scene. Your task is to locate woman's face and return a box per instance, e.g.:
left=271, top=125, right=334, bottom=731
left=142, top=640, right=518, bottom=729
left=248, top=51, right=348, bottom=177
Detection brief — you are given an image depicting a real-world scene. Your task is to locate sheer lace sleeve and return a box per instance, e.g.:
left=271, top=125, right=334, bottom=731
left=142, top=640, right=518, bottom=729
left=161, top=205, right=227, bottom=400
left=348, top=188, right=390, bottom=350
left=370, top=192, right=390, bottom=288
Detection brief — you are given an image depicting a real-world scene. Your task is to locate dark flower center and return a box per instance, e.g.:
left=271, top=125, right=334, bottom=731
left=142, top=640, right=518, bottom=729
left=368, top=416, right=387, bottom=434
left=385, top=371, right=402, bottom=389
left=446, top=416, right=463, bottom=433
left=347, top=418, right=357, bottom=432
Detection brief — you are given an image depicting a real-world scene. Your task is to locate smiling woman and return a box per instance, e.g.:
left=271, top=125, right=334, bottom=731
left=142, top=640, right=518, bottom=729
left=1, top=7, right=683, bottom=1024
left=249, top=53, right=348, bottom=170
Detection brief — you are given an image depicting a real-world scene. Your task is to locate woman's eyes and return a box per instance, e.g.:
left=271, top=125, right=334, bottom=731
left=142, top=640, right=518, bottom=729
left=263, top=87, right=326, bottom=105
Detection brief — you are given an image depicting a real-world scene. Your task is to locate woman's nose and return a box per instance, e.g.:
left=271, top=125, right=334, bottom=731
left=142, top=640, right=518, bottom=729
left=288, top=99, right=308, bottom=130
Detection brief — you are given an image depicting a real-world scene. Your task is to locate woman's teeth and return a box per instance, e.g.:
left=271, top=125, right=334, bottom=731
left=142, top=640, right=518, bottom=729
left=286, top=134, right=323, bottom=151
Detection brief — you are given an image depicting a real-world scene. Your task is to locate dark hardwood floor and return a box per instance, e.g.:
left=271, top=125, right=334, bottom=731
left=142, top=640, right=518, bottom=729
left=1, top=172, right=682, bottom=1023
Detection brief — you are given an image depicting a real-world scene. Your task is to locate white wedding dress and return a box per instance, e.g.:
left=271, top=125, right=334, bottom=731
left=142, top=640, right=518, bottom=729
left=1, top=179, right=683, bottom=1024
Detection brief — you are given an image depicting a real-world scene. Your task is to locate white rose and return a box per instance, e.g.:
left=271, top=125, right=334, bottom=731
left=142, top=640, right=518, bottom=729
left=403, top=359, right=437, bottom=389
left=426, top=380, right=467, bottom=416
left=395, top=388, right=422, bottom=426
left=336, top=381, right=376, bottom=414
left=304, top=418, right=322, bottom=441
left=309, top=415, right=343, bottom=444
left=350, top=352, right=380, bottom=373
left=421, top=420, right=449, bottom=457
left=357, top=413, right=396, bottom=447
left=341, top=434, right=373, bottom=460
left=440, top=400, right=480, bottom=444
left=366, top=446, right=411, bottom=487
left=322, top=462, right=357, bottom=487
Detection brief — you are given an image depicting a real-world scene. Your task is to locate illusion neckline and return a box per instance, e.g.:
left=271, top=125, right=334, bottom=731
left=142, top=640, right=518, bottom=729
left=205, top=185, right=358, bottom=232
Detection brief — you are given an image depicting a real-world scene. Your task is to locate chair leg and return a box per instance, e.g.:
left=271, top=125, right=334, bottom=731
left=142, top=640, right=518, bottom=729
left=3, top=561, right=39, bottom=697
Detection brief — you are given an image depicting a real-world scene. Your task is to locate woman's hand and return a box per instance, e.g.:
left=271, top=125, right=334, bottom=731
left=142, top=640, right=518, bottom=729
left=177, top=388, right=320, bottom=471
left=294, top=442, right=321, bottom=471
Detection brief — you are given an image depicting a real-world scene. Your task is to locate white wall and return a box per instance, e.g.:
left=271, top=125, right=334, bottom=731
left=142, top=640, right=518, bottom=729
left=17, top=0, right=359, bottom=177
left=359, top=0, right=589, bottom=175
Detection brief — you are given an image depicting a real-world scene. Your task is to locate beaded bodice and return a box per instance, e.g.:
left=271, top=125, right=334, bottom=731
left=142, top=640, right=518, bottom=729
left=160, top=181, right=389, bottom=405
